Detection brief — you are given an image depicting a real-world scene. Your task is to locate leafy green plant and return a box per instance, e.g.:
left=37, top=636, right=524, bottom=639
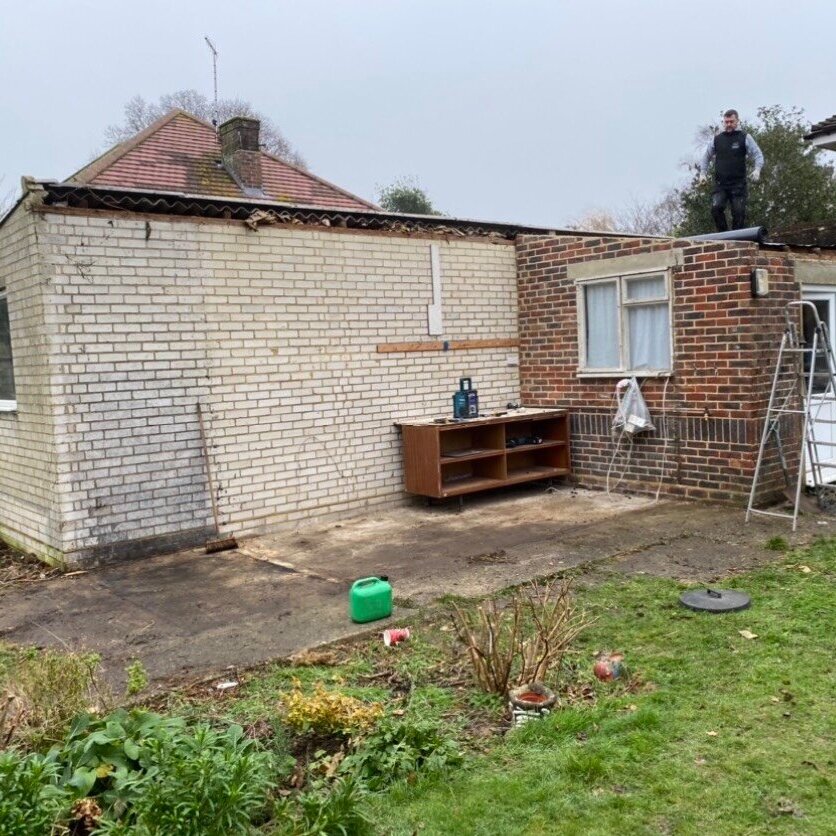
left=1, top=708, right=277, bottom=834
left=765, top=535, right=789, bottom=552
left=124, top=660, right=149, bottom=697
left=0, top=749, right=70, bottom=835
left=272, top=775, right=373, bottom=836
left=0, top=647, right=110, bottom=748
left=342, top=716, right=463, bottom=791
left=54, top=709, right=186, bottom=803
left=94, top=721, right=275, bottom=835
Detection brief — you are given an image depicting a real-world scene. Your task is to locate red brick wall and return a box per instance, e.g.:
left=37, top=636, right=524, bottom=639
left=516, top=235, right=800, bottom=502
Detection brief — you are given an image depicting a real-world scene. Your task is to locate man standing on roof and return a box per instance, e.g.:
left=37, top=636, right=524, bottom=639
left=698, top=109, right=764, bottom=232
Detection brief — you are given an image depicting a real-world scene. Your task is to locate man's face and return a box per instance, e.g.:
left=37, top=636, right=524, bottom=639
left=723, top=114, right=739, bottom=132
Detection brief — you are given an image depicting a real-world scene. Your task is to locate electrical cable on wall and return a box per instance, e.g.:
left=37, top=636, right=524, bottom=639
left=606, top=375, right=673, bottom=501
left=606, top=377, right=650, bottom=495
left=653, top=375, right=672, bottom=503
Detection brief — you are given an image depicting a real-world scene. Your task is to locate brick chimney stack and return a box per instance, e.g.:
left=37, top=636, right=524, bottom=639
left=219, top=117, right=263, bottom=195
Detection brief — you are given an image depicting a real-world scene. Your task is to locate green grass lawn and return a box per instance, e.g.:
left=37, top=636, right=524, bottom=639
left=368, top=542, right=836, bottom=835
left=3, top=538, right=834, bottom=835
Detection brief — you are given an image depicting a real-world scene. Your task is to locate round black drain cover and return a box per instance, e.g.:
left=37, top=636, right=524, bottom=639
left=679, top=588, right=751, bottom=613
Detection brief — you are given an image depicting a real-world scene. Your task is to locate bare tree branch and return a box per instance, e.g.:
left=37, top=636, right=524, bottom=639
left=104, top=90, right=306, bottom=169
left=0, top=176, right=17, bottom=221
left=567, top=190, right=683, bottom=237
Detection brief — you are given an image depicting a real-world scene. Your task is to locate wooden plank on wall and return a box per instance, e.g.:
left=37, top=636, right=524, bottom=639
left=377, top=338, right=519, bottom=353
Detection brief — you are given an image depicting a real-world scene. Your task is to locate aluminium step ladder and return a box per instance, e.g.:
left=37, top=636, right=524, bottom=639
left=746, top=300, right=836, bottom=531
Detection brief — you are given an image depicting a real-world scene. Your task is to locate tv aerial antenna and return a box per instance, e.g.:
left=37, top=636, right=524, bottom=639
left=204, top=36, right=219, bottom=130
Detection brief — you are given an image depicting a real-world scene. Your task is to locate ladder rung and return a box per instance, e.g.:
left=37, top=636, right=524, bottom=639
left=748, top=508, right=795, bottom=520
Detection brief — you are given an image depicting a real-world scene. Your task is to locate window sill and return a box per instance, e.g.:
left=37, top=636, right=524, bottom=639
left=0, top=400, right=18, bottom=413
left=576, top=371, right=673, bottom=379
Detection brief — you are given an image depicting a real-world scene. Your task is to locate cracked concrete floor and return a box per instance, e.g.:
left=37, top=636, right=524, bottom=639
left=0, top=485, right=827, bottom=689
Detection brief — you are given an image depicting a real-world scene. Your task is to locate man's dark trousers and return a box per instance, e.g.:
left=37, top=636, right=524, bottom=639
left=711, top=181, right=747, bottom=231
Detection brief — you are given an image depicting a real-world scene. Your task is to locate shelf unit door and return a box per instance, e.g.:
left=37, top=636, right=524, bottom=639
left=402, top=425, right=442, bottom=496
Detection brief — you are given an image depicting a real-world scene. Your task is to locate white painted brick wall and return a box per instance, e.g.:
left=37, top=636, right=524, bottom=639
left=0, top=203, right=62, bottom=560
left=34, top=212, right=520, bottom=560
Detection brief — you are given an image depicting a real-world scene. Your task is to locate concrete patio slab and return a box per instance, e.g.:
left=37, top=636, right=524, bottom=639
left=0, top=486, right=826, bottom=689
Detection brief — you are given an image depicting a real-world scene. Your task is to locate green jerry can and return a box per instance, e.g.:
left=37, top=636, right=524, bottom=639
left=350, top=576, right=393, bottom=623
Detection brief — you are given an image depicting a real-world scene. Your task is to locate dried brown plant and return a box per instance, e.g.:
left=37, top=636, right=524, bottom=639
left=1, top=647, right=111, bottom=749
left=450, top=578, right=591, bottom=694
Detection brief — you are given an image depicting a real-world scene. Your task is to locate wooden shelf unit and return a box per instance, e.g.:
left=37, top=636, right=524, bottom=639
left=400, top=410, right=570, bottom=499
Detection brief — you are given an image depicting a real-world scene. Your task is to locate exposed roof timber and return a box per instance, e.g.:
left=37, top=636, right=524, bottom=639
left=24, top=181, right=836, bottom=253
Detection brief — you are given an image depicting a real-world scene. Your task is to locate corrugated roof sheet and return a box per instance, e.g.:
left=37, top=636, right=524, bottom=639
left=67, top=110, right=377, bottom=212
left=38, top=182, right=555, bottom=240
left=25, top=181, right=836, bottom=252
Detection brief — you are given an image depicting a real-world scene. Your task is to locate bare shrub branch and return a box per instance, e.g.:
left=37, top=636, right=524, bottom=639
left=451, top=579, right=591, bottom=694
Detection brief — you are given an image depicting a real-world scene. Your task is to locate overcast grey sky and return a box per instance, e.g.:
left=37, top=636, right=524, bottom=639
left=2, top=0, right=834, bottom=227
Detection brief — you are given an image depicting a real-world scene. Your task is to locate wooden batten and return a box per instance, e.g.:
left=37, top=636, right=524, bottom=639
left=377, top=338, right=519, bottom=354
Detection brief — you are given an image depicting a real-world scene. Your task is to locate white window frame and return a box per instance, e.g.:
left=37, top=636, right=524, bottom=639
left=0, top=287, right=16, bottom=411
left=576, top=269, right=673, bottom=377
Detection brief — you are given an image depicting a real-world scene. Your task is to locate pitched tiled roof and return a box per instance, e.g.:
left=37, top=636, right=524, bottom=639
left=66, top=110, right=377, bottom=211
left=805, top=114, right=836, bottom=140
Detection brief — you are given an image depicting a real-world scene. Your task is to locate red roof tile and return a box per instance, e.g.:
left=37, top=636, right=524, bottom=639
left=67, top=110, right=377, bottom=211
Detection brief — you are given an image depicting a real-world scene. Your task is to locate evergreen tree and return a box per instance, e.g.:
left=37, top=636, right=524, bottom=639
left=377, top=177, right=440, bottom=215
left=676, top=106, right=836, bottom=236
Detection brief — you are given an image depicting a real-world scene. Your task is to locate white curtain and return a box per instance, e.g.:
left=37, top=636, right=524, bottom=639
left=629, top=304, right=669, bottom=369
left=625, top=275, right=665, bottom=302
left=585, top=282, right=618, bottom=368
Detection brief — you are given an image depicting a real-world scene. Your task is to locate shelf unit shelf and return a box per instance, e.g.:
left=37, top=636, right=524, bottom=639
left=439, top=476, right=505, bottom=497
left=506, top=440, right=566, bottom=455
left=400, top=409, right=571, bottom=499
left=440, top=448, right=505, bottom=465
left=504, top=465, right=570, bottom=486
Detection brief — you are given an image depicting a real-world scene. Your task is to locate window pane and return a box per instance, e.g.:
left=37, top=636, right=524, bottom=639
left=625, top=274, right=666, bottom=301
left=803, top=300, right=831, bottom=394
left=628, top=303, right=670, bottom=369
left=0, top=295, right=15, bottom=401
left=584, top=282, right=619, bottom=368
